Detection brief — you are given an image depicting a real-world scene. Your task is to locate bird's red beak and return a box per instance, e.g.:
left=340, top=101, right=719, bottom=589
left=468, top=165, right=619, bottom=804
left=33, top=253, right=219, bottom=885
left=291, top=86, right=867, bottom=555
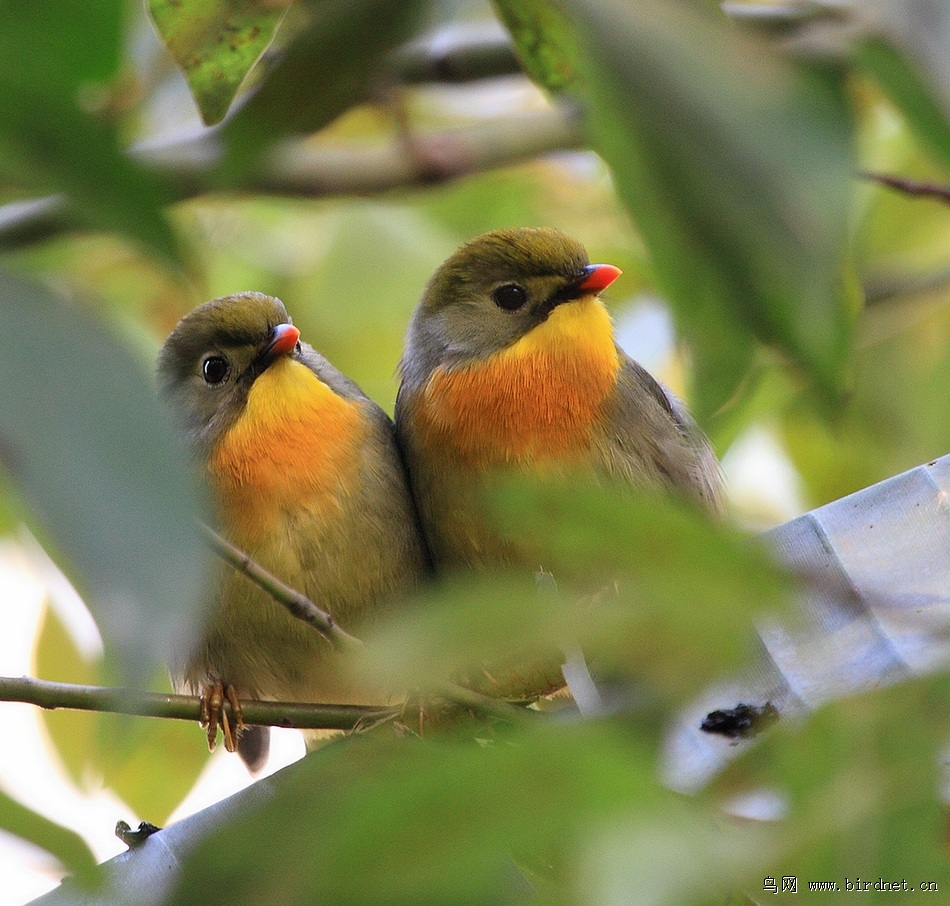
left=577, top=264, right=622, bottom=294
left=263, top=322, right=301, bottom=360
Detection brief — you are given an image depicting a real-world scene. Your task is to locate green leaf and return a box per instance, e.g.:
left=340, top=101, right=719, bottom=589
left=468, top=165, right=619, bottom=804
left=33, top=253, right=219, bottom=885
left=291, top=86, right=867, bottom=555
left=568, top=0, right=854, bottom=419
left=167, top=722, right=758, bottom=905
left=855, top=37, right=950, bottom=173
left=33, top=605, right=100, bottom=791
left=93, top=706, right=211, bottom=824
left=0, top=90, right=180, bottom=263
left=0, top=475, right=21, bottom=534
left=491, top=0, right=579, bottom=92
left=0, top=273, right=210, bottom=685
left=148, top=0, right=291, bottom=126
left=782, top=340, right=950, bottom=506
left=34, top=607, right=208, bottom=822
left=0, top=0, right=125, bottom=95
left=51, top=717, right=772, bottom=905
left=357, top=479, right=789, bottom=702
left=0, top=788, right=96, bottom=879
left=0, top=1, right=180, bottom=262
left=722, top=677, right=950, bottom=891
left=850, top=0, right=950, bottom=172
left=222, top=0, right=431, bottom=166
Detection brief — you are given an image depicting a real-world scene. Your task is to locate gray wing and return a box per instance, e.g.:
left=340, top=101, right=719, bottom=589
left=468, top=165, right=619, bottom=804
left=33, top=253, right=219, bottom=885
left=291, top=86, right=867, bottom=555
left=594, top=355, right=724, bottom=514
left=296, top=342, right=376, bottom=406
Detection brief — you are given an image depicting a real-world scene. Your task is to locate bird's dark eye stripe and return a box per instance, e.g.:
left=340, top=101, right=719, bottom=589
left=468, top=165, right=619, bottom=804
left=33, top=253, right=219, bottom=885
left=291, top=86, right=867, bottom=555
left=492, top=283, right=527, bottom=311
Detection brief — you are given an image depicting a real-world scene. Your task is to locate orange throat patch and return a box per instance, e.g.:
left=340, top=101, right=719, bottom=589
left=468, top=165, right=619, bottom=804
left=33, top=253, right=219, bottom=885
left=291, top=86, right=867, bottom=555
left=415, top=297, right=620, bottom=466
left=208, top=357, right=365, bottom=543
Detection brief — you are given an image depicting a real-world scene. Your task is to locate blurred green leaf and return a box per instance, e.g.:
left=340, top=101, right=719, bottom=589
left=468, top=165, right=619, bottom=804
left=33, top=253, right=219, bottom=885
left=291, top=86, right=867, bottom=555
left=148, top=0, right=291, bottom=126
left=33, top=604, right=100, bottom=790
left=576, top=804, right=774, bottom=906
left=0, top=273, right=210, bottom=686
left=35, top=606, right=208, bottom=822
left=0, top=475, right=21, bottom=535
left=720, top=677, right=950, bottom=896
left=0, top=91, right=181, bottom=263
left=222, top=0, right=431, bottom=167
left=0, top=788, right=96, bottom=879
left=782, top=296, right=950, bottom=503
left=0, top=1, right=181, bottom=262
left=358, top=479, right=788, bottom=701
left=853, top=1, right=950, bottom=172
left=855, top=39, right=950, bottom=173
left=568, top=0, right=854, bottom=419
left=358, top=572, right=566, bottom=701
left=1, top=1, right=124, bottom=94
left=167, top=721, right=756, bottom=905
left=94, top=706, right=210, bottom=824
left=489, top=480, right=789, bottom=695
left=491, top=0, right=578, bottom=92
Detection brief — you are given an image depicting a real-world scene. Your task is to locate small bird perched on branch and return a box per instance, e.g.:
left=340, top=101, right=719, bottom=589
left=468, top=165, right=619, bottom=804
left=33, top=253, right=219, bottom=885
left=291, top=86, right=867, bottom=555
left=395, top=227, right=723, bottom=571
left=157, top=292, right=427, bottom=770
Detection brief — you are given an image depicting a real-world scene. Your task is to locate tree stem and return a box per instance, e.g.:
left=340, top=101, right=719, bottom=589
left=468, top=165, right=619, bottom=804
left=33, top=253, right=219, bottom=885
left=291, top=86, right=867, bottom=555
left=0, top=675, right=392, bottom=730
left=0, top=106, right=583, bottom=251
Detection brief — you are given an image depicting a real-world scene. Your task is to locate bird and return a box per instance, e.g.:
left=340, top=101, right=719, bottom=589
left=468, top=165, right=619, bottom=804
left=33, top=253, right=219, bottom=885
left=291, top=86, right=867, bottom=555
left=157, top=291, right=428, bottom=770
left=395, top=227, right=723, bottom=572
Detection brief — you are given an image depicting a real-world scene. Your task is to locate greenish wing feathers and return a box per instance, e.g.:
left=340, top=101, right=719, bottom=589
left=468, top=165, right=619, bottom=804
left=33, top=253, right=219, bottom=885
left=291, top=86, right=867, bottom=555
left=598, top=356, right=724, bottom=514
left=296, top=343, right=373, bottom=405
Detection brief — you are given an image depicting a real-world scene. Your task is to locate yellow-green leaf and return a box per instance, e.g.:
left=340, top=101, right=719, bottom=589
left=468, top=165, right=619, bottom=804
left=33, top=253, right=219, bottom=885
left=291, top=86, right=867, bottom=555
left=148, top=0, right=291, bottom=125
left=569, top=0, right=854, bottom=419
left=491, top=0, right=578, bottom=92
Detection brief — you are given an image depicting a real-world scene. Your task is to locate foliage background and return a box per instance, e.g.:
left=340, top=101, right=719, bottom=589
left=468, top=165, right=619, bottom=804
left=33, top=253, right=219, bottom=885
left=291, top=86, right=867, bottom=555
left=1, top=0, right=950, bottom=902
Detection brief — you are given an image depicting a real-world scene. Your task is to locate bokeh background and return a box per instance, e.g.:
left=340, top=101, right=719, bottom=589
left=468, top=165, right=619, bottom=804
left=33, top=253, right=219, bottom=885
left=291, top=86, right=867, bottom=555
left=2, top=0, right=950, bottom=902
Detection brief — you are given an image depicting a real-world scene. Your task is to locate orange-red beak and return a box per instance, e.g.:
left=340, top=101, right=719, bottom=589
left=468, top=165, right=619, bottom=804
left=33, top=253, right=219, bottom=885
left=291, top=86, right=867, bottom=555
left=262, top=322, right=300, bottom=362
left=577, top=264, right=622, bottom=294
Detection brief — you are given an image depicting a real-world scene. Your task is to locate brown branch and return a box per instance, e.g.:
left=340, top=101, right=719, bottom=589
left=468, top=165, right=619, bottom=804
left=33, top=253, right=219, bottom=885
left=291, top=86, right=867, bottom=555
left=256, top=108, right=582, bottom=195
left=0, top=675, right=392, bottom=731
left=388, top=24, right=521, bottom=84
left=0, top=195, right=68, bottom=247
left=0, top=105, right=583, bottom=251
left=0, top=673, right=532, bottom=732
left=861, top=170, right=950, bottom=205
left=142, top=105, right=584, bottom=197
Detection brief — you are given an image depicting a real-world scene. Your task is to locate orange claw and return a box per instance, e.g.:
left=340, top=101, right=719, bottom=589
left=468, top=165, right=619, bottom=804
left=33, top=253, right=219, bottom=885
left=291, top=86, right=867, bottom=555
left=199, top=682, right=246, bottom=753
left=223, top=683, right=245, bottom=752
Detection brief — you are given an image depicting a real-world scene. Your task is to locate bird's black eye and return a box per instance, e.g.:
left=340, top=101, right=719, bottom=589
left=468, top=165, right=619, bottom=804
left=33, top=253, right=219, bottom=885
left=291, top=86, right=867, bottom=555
left=492, top=283, right=527, bottom=311
left=202, top=355, right=230, bottom=385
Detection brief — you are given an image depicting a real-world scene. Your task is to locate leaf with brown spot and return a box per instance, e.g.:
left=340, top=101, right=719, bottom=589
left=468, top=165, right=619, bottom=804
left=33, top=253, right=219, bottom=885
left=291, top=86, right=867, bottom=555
left=148, top=0, right=291, bottom=125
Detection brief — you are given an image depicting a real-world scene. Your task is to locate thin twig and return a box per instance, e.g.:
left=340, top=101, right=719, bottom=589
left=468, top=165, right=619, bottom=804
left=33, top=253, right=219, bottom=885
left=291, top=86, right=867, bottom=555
left=861, top=171, right=950, bottom=206
left=0, top=674, right=533, bottom=730
left=145, top=106, right=584, bottom=196
left=0, top=675, right=392, bottom=730
left=200, top=522, right=363, bottom=652
left=432, top=681, right=535, bottom=724
left=202, top=526, right=540, bottom=725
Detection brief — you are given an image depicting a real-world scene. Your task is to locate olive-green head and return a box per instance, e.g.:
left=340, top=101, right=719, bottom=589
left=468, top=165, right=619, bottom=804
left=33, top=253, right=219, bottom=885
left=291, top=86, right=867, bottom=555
left=157, top=292, right=301, bottom=456
left=401, top=228, right=620, bottom=383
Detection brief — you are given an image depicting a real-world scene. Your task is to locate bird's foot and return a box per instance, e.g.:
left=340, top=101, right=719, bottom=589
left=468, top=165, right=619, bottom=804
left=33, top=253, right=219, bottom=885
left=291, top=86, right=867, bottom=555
left=199, top=681, right=246, bottom=753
